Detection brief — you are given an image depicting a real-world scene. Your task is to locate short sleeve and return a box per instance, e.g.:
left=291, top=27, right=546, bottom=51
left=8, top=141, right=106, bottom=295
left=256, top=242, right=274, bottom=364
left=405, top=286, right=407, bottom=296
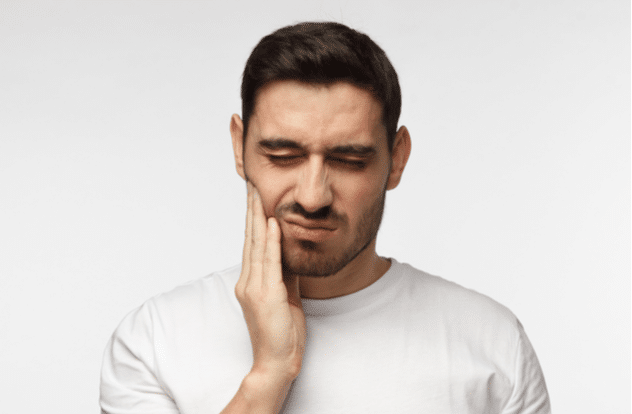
left=100, top=302, right=179, bottom=414
left=501, top=321, right=551, bottom=414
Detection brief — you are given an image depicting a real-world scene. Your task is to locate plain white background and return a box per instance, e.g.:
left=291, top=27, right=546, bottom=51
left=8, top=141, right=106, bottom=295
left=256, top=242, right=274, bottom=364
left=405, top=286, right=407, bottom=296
left=0, top=0, right=629, bottom=412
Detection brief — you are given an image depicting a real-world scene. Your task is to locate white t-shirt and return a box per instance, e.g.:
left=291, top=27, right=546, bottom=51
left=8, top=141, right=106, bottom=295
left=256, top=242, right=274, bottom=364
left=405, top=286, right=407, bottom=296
left=100, top=260, right=550, bottom=413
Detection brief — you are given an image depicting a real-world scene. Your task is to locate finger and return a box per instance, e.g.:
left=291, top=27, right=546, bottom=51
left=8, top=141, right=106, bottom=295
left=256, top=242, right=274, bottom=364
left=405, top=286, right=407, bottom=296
left=244, top=181, right=253, bottom=264
left=250, top=186, right=266, bottom=286
left=263, top=217, right=283, bottom=290
left=238, top=182, right=253, bottom=290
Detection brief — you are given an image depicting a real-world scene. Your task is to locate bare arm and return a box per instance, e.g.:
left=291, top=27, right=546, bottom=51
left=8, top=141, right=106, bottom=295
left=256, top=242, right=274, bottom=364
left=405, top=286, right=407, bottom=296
left=221, top=182, right=306, bottom=413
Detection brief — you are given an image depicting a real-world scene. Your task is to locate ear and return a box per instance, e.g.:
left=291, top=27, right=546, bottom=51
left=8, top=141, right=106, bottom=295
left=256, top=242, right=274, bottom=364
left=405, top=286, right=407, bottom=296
left=230, top=114, right=246, bottom=180
left=386, top=126, right=412, bottom=190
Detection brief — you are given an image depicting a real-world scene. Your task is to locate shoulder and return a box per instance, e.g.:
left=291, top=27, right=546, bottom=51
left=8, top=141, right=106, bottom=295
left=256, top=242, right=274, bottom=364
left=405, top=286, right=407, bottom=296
left=393, top=261, right=523, bottom=342
left=395, top=262, right=514, bottom=311
left=388, top=261, right=551, bottom=413
left=113, top=264, right=242, bottom=339
left=150, top=264, right=241, bottom=311
left=101, top=265, right=246, bottom=410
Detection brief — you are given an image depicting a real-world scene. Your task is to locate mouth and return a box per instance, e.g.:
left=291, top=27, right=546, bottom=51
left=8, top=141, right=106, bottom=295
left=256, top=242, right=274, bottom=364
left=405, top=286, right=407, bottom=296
left=283, top=218, right=337, bottom=243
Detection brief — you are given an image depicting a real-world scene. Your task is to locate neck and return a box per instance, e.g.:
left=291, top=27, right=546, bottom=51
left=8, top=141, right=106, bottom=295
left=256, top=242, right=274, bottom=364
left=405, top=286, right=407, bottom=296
left=298, top=239, right=391, bottom=299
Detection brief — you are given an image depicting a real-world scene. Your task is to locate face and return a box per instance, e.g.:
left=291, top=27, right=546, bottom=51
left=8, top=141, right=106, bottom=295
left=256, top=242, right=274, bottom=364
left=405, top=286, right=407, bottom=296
left=232, top=80, right=407, bottom=277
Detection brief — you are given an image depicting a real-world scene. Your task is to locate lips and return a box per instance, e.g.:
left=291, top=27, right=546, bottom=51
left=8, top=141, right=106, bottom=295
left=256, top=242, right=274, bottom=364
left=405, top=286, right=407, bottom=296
left=283, top=218, right=336, bottom=243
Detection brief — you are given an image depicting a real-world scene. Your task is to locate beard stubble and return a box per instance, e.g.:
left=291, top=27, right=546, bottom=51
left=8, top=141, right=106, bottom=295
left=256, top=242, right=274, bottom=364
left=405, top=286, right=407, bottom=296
left=278, top=187, right=387, bottom=277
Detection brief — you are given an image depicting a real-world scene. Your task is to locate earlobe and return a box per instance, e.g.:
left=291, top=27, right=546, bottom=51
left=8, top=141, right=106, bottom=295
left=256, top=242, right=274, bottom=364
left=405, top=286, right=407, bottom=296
left=386, top=126, right=412, bottom=191
left=230, top=114, right=246, bottom=180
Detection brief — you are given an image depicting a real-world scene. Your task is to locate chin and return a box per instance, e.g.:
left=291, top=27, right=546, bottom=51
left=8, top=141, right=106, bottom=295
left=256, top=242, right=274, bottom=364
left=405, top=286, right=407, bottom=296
left=280, top=237, right=371, bottom=277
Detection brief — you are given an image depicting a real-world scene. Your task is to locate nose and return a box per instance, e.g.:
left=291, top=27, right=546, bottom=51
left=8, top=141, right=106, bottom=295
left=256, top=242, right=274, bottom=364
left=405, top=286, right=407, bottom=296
left=293, top=156, right=333, bottom=213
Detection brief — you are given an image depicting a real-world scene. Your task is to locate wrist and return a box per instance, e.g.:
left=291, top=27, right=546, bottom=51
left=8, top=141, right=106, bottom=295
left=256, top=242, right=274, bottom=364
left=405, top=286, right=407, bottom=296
left=247, top=363, right=297, bottom=389
left=239, top=369, right=294, bottom=413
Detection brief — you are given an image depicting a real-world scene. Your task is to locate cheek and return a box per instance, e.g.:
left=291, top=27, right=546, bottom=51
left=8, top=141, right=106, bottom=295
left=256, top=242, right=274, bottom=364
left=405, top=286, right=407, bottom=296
left=334, top=175, right=384, bottom=212
left=243, top=152, right=288, bottom=218
left=249, top=174, right=290, bottom=218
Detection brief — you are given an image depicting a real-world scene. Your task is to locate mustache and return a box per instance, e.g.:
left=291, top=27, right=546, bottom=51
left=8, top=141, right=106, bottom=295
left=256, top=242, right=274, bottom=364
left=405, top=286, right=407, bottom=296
left=276, top=203, right=344, bottom=222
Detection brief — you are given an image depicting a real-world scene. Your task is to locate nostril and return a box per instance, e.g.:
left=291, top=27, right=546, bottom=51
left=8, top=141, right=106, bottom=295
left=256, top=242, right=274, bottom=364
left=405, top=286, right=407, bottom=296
left=292, top=204, right=331, bottom=219
left=304, top=206, right=331, bottom=220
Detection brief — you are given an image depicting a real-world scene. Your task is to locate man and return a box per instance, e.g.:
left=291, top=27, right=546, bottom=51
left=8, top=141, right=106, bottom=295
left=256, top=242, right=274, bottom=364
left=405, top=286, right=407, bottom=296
left=100, top=22, right=550, bottom=413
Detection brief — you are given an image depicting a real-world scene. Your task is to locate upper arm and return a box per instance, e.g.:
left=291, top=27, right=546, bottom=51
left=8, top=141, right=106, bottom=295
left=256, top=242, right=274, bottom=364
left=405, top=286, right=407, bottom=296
left=501, top=321, right=551, bottom=414
left=100, top=303, right=179, bottom=414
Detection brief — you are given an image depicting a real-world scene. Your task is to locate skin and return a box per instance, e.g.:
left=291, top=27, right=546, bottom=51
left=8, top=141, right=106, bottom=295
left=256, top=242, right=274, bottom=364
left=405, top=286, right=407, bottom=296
left=222, top=80, right=411, bottom=413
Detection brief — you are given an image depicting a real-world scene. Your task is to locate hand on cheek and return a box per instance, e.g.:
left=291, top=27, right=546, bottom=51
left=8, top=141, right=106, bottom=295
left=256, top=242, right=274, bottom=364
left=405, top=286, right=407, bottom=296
left=234, top=181, right=306, bottom=386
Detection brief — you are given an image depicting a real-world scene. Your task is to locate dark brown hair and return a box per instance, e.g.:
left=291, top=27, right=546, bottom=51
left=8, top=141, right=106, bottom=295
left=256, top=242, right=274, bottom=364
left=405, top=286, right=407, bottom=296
left=241, top=22, right=402, bottom=151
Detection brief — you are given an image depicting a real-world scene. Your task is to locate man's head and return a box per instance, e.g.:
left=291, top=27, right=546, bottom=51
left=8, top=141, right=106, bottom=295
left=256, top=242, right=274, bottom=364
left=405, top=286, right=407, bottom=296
left=240, top=22, right=402, bottom=152
left=230, top=22, right=411, bottom=283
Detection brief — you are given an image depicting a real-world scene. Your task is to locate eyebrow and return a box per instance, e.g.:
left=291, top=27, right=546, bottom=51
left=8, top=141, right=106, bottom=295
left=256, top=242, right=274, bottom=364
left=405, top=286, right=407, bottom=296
left=331, top=145, right=376, bottom=156
left=258, top=138, right=376, bottom=156
left=258, top=138, right=302, bottom=150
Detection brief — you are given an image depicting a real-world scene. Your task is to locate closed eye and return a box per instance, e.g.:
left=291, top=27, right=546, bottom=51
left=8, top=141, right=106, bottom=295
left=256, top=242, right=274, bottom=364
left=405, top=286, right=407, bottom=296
left=268, top=154, right=303, bottom=166
left=267, top=154, right=368, bottom=169
left=329, top=157, right=367, bottom=169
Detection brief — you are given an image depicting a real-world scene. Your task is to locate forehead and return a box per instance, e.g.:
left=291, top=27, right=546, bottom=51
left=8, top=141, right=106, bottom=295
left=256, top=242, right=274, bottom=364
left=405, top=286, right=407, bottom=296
left=249, top=80, right=386, bottom=150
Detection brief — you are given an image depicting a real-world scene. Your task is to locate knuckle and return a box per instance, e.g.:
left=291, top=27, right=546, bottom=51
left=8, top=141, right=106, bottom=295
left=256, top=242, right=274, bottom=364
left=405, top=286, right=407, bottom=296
left=234, top=285, right=245, bottom=300
left=243, top=285, right=259, bottom=302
